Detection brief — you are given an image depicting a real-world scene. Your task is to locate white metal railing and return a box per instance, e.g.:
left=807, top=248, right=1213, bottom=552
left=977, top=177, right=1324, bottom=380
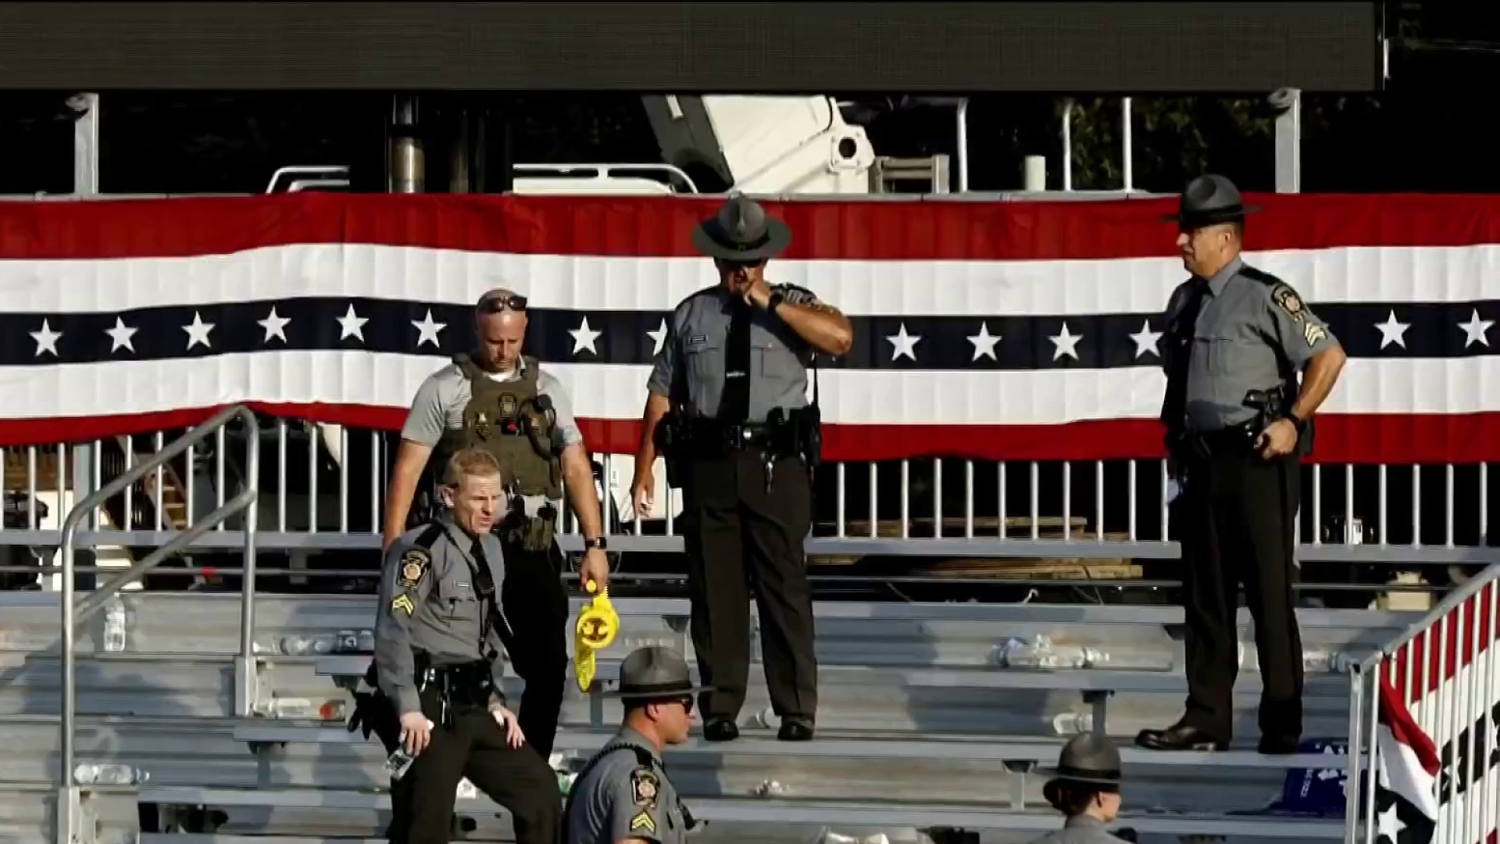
left=1346, top=563, right=1500, bottom=844
left=55, top=406, right=259, bottom=844
left=1, top=419, right=1495, bottom=589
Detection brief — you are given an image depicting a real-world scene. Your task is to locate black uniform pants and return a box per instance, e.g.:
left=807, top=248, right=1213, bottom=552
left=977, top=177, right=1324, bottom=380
left=680, top=450, right=817, bottom=722
left=1177, top=449, right=1303, bottom=745
left=388, top=687, right=560, bottom=844
left=498, top=537, right=570, bottom=760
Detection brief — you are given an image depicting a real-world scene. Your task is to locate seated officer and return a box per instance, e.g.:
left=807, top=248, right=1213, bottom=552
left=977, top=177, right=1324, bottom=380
left=1029, top=733, right=1130, bottom=844
left=374, top=447, right=560, bottom=844
left=564, top=647, right=706, bottom=844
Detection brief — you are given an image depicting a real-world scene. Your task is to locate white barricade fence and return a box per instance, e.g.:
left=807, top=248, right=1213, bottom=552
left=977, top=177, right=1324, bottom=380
left=0, top=417, right=1495, bottom=594
left=1349, top=565, right=1500, bottom=844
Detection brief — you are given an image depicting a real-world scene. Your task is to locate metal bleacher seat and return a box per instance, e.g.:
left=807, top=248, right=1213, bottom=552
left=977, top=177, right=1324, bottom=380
left=1, top=591, right=1391, bottom=842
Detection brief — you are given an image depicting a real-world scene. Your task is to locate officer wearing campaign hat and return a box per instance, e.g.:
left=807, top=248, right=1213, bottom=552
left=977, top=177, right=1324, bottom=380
left=1029, top=733, right=1130, bottom=844
left=1141, top=174, right=1347, bottom=755
left=564, top=647, right=708, bottom=844
left=630, top=195, right=854, bottom=743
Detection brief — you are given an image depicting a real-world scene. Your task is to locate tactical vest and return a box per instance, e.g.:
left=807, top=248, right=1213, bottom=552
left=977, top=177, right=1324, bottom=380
left=435, top=354, right=563, bottom=500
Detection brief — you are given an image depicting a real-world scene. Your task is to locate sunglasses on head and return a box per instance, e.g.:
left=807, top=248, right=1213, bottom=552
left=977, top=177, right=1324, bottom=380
left=479, top=294, right=528, bottom=313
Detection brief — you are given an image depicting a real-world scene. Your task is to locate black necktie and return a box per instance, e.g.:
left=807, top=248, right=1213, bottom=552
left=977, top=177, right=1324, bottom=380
left=1161, top=280, right=1208, bottom=432
left=719, top=302, right=752, bottom=422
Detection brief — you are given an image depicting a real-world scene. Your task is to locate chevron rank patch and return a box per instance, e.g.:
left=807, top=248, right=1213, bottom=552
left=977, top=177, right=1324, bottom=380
left=1304, top=321, right=1328, bottom=347
left=398, top=548, right=430, bottom=588
left=390, top=593, right=415, bottom=616
left=629, top=810, right=657, bottom=834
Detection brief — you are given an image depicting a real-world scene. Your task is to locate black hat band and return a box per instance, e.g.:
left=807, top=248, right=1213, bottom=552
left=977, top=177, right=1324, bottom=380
left=1057, top=764, right=1121, bottom=780
left=618, top=679, right=695, bottom=695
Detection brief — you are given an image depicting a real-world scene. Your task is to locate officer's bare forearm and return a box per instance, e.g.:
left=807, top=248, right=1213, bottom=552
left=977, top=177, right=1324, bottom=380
left=561, top=445, right=604, bottom=540
left=635, top=393, right=671, bottom=474
left=1291, top=344, right=1347, bottom=420
left=382, top=440, right=432, bottom=549
left=774, top=301, right=853, bottom=357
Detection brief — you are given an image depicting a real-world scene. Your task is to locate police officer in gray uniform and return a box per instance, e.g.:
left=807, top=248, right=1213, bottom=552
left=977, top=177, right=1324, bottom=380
left=383, top=287, right=612, bottom=759
left=1138, top=175, right=1347, bottom=755
left=564, top=647, right=706, bottom=844
left=1029, top=733, right=1130, bottom=844
left=630, top=196, right=854, bottom=743
left=375, top=446, right=560, bottom=844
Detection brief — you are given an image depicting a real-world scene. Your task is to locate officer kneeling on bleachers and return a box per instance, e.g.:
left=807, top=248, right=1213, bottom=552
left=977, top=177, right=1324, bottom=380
left=564, top=646, right=706, bottom=844
left=1029, top=733, right=1130, bottom=844
left=371, top=446, right=560, bottom=844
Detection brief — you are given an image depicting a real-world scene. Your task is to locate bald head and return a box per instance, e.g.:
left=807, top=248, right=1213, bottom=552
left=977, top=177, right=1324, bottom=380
left=474, top=287, right=527, bottom=372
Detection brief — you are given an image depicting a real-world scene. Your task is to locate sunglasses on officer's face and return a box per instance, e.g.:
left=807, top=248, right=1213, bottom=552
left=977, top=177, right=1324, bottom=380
left=717, top=258, right=766, bottom=271
left=479, top=294, right=528, bottom=313
left=653, top=695, right=694, bottom=714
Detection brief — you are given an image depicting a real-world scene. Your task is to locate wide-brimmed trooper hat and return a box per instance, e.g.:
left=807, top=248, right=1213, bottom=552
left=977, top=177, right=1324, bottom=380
left=1040, top=733, right=1124, bottom=806
left=605, top=646, right=713, bottom=701
left=690, top=194, right=792, bottom=262
left=1162, top=173, right=1261, bottom=230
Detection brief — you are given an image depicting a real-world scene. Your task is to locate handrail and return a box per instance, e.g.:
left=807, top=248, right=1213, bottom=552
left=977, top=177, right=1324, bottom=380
left=512, top=162, right=699, bottom=193
left=1357, top=562, right=1500, bottom=670
left=57, top=404, right=259, bottom=844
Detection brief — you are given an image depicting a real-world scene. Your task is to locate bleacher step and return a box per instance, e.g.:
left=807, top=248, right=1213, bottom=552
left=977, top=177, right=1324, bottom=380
left=232, top=722, right=1354, bottom=769
left=136, top=787, right=1345, bottom=839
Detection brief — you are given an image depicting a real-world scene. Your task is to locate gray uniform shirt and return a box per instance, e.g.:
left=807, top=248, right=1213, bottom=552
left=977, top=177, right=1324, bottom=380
left=401, top=356, right=584, bottom=515
left=1028, top=814, right=1131, bottom=844
left=374, top=515, right=510, bottom=715
left=1162, top=256, right=1339, bottom=432
left=566, top=728, right=685, bottom=844
left=646, top=283, right=823, bottom=422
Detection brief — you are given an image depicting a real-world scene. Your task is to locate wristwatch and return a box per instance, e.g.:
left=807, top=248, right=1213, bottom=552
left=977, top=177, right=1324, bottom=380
left=1281, top=410, right=1309, bottom=438
left=766, top=290, right=785, bottom=313
left=584, top=536, right=608, bottom=551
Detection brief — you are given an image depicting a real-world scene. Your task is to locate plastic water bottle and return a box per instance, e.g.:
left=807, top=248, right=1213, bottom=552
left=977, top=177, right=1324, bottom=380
left=74, top=763, right=147, bottom=785
left=102, top=596, right=127, bottom=653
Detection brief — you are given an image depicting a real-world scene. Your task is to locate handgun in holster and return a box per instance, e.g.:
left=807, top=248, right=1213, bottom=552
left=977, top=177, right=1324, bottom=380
left=1243, top=384, right=1314, bottom=457
left=653, top=408, right=686, bottom=488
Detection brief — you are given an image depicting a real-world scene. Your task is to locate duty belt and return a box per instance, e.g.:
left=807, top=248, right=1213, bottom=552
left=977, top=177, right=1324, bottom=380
left=686, top=418, right=789, bottom=453
left=1187, top=420, right=1260, bottom=458
left=416, top=658, right=494, bottom=726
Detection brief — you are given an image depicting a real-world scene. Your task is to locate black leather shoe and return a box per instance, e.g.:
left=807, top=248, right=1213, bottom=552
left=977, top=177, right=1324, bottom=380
left=1135, top=723, right=1227, bottom=751
left=703, top=719, right=739, bottom=742
left=777, top=718, right=814, bottom=741
left=1257, top=736, right=1300, bottom=755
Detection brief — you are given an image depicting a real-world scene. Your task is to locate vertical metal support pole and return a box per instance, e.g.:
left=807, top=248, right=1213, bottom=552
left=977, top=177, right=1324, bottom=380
left=900, top=460, right=910, bottom=539
left=1378, top=464, right=1388, bottom=546
left=933, top=459, right=943, bottom=539
left=70, top=92, right=100, bottom=195
left=1095, top=461, right=1104, bottom=542
left=1272, top=88, right=1301, bottom=194
left=836, top=463, right=846, bottom=538
left=964, top=461, right=974, bottom=539
left=1363, top=664, right=1381, bottom=844
left=60, top=522, right=77, bottom=836
left=1121, top=97, right=1133, bottom=192
left=71, top=445, right=92, bottom=534
left=1030, top=462, right=1040, bottom=540
left=868, top=462, right=878, bottom=539
left=955, top=98, right=969, bottom=192
left=1128, top=460, right=1138, bottom=542
left=390, top=94, right=424, bottom=193
left=1061, top=98, right=1073, bottom=192
left=238, top=421, right=260, bottom=718
left=1344, top=665, right=1365, bottom=844
left=1313, top=465, right=1323, bottom=545
left=1062, top=462, right=1072, bottom=542
left=998, top=461, right=1008, bottom=540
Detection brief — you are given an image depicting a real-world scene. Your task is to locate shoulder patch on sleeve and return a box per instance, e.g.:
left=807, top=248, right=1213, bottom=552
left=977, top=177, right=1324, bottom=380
left=1271, top=284, right=1306, bottom=321
left=774, top=283, right=817, bottom=304
left=398, top=548, right=431, bottom=588
left=631, top=767, right=660, bottom=807
left=390, top=593, right=415, bottom=616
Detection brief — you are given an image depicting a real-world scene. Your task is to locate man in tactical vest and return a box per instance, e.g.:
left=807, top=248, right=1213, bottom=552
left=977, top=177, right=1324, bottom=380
left=1138, top=175, right=1346, bottom=755
left=383, top=286, right=612, bottom=759
left=564, top=646, right=706, bottom=844
left=1029, top=733, right=1131, bottom=844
